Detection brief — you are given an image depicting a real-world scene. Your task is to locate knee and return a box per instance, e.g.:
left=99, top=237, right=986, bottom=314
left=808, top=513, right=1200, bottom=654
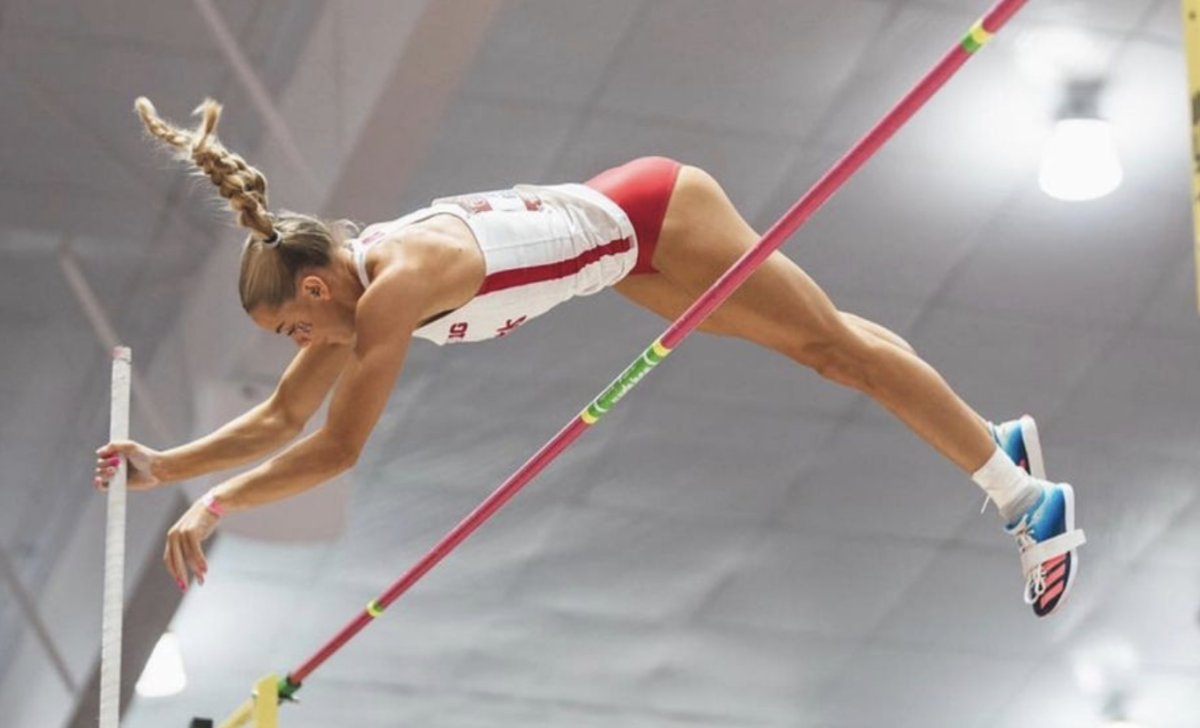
left=796, top=332, right=886, bottom=392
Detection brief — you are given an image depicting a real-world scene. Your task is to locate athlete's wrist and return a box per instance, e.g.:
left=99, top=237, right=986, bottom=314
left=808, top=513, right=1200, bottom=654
left=200, top=488, right=226, bottom=518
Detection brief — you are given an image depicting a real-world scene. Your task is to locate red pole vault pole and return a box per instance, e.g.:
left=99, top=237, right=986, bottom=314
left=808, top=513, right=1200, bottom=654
left=282, top=0, right=1030, bottom=696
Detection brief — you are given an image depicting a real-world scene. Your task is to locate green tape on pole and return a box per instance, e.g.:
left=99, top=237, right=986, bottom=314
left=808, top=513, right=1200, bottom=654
left=961, top=19, right=992, bottom=54
left=277, top=676, right=301, bottom=701
left=582, top=340, right=670, bottom=424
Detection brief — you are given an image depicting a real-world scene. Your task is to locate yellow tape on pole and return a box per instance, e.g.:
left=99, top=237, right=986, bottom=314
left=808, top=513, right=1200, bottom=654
left=1183, top=0, right=1200, bottom=314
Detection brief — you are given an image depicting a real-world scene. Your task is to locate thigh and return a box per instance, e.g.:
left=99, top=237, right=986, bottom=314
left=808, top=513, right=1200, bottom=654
left=612, top=271, right=740, bottom=337
left=618, top=165, right=857, bottom=360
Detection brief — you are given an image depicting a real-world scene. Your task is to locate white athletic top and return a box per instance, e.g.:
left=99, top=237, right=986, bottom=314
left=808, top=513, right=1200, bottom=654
left=349, top=183, right=637, bottom=345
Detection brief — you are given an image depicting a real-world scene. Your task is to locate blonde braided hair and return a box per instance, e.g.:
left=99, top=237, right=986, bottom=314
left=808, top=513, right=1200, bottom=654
left=135, top=97, right=278, bottom=245
left=134, top=97, right=355, bottom=311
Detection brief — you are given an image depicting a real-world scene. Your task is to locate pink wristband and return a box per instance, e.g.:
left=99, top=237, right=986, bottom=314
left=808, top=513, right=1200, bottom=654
left=201, top=490, right=225, bottom=518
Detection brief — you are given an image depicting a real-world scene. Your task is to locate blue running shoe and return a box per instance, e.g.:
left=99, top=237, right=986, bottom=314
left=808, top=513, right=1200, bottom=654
left=1005, top=482, right=1086, bottom=618
left=991, top=415, right=1045, bottom=479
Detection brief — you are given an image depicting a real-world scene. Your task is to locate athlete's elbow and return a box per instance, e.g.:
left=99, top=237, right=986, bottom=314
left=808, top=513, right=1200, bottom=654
left=323, top=437, right=361, bottom=473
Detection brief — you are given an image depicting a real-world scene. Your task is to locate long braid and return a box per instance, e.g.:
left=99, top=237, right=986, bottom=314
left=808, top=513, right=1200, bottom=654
left=134, top=96, right=351, bottom=311
left=134, top=97, right=277, bottom=244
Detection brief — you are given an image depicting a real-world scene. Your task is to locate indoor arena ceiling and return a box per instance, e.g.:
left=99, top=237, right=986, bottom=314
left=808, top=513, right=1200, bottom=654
left=0, top=1, right=1198, bottom=727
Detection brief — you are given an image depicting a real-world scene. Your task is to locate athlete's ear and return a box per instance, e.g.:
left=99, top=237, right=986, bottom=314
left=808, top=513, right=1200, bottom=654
left=299, top=274, right=331, bottom=300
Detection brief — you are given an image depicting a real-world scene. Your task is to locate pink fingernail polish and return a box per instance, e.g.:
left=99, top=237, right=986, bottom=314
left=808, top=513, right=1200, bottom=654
left=108, top=457, right=121, bottom=466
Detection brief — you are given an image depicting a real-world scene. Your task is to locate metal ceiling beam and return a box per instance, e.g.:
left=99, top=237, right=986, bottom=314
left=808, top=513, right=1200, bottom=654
left=323, top=0, right=501, bottom=221
left=193, top=0, right=322, bottom=199
left=57, top=247, right=177, bottom=441
left=0, top=540, right=76, bottom=694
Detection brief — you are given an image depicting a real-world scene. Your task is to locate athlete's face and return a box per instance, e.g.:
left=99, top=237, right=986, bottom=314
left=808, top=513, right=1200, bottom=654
left=249, top=275, right=355, bottom=348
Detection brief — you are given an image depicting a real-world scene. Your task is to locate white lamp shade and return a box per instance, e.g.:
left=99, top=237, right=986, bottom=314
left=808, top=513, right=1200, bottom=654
left=135, top=633, right=187, bottom=698
left=1039, top=118, right=1123, bottom=202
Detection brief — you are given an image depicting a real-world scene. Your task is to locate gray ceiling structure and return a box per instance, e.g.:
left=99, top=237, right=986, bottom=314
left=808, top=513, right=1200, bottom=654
left=1, top=1, right=1198, bottom=727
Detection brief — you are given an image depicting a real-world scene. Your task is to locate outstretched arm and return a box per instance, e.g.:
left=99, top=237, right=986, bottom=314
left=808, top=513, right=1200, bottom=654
left=164, top=262, right=431, bottom=586
left=95, top=341, right=351, bottom=489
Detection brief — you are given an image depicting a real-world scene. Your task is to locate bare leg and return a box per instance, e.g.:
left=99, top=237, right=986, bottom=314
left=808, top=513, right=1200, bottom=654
left=613, top=166, right=994, bottom=473
left=841, top=313, right=912, bottom=354
left=843, top=313, right=993, bottom=433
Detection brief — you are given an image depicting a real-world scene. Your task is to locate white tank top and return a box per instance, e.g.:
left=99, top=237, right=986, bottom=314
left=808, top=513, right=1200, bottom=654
left=350, top=183, right=637, bottom=345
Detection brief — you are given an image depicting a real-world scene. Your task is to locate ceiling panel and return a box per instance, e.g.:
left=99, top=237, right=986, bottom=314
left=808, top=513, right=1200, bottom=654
left=1071, top=563, right=1200, bottom=671
left=940, top=183, right=1186, bottom=326
left=917, top=0, right=1160, bottom=36
left=4, top=0, right=258, bottom=53
left=455, top=609, right=658, bottom=710
left=813, top=2, right=1004, bottom=146
left=872, top=545, right=1066, bottom=659
left=642, top=626, right=857, bottom=723
left=0, top=37, right=229, bottom=195
left=596, top=0, right=888, bottom=139
left=986, top=655, right=1101, bottom=728
left=460, top=0, right=648, bottom=108
left=817, top=643, right=1028, bottom=728
left=699, top=530, right=939, bottom=637
left=578, top=398, right=833, bottom=527
left=905, top=300, right=1116, bottom=421
left=1137, top=250, right=1200, bottom=337
left=1148, top=494, right=1200, bottom=570
left=321, top=485, right=569, bottom=599
left=818, top=28, right=1057, bottom=181
left=781, top=420, right=980, bottom=542
left=1107, top=39, right=1192, bottom=197
left=1051, top=332, right=1200, bottom=457
left=511, top=505, right=759, bottom=622
left=1125, top=671, right=1200, bottom=728
left=398, top=94, right=582, bottom=209
left=1021, top=0, right=1161, bottom=35
left=771, top=145, right=1021, bottom=303
left=1145, top=0, right=1185, bottom=44
left=277, top=585, right=501, bottom=694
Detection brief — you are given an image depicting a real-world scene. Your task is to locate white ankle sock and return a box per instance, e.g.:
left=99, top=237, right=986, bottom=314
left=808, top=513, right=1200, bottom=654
left=972, top=447, right=1038, bottom=517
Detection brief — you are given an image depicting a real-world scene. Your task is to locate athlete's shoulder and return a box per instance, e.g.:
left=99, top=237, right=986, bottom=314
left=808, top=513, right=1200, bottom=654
left=357, top=214, right=485, bottom=324
left=364, top=215, right=473, bottom=273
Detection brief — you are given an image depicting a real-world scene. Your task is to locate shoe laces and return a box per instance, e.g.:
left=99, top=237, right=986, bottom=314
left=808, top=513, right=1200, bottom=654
left=1010, top=518, right=1047, bottom=604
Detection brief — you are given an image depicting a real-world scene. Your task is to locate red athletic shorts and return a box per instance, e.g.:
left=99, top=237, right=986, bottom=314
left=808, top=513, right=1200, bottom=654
left=584, top=156, right=682, bottom=275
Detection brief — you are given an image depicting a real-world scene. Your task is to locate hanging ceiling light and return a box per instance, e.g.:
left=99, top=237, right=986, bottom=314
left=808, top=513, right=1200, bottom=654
left=135, top=632, right=187, bottom=698
left=1039, top=80, right=1123, bottom=202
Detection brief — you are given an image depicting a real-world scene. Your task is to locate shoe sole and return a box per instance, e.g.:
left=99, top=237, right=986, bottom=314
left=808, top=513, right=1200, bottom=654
left=1020, top=414, right=1046, bottom=480
left=1041, top=482, right=1079, bottom=618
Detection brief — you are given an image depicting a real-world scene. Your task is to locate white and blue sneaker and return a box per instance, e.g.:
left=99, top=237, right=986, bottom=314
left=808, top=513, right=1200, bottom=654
left=991, top=414, right=1045, bottom=479
left=1005, top=483, right=1086, bottom=617
left=991, top=415, right=1086, bottom=617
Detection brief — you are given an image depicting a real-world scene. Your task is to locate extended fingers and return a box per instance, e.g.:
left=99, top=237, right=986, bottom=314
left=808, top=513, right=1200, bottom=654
left=180, top=534, right=208, bottom=586
left=164, top=531, right=189, bottom=592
